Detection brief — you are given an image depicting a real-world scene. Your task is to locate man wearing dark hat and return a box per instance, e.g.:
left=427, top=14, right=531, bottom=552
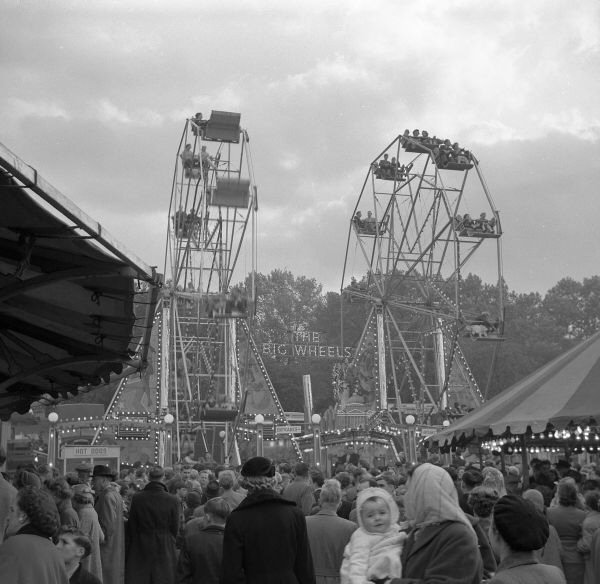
left=221, top=456, right=315, bottom=584
left=487, top=495, right=566, bottom=583
left=92, top=465, right=124, bottom=584
left=125, top=466, right=179, bottom=584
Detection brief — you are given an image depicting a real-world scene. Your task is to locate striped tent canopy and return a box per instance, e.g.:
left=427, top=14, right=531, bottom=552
left=433, top=331, right=600, bottom=446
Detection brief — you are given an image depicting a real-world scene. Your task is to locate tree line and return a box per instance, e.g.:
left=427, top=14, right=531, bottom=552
left=247, top=270, right=600, bottom=414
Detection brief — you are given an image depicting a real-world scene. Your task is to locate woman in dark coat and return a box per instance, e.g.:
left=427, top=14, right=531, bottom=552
left=390, top=463, right=482, bottom=584
left=0, top=485, right=68, bottom=584
left=221, top=456, right=315, bottom=584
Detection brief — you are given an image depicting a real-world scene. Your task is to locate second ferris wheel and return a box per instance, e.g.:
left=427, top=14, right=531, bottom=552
left=340, top=129, right=505, bottom=423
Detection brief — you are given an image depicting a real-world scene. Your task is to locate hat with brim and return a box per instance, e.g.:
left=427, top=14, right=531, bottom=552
left=75, top=462, right=93, bottom=473
left=92, top=465, right=116, bottom=479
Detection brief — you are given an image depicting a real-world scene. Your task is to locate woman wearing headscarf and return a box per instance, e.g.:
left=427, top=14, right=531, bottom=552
left=481, top=467, right=507, bottom=497
left=389, top=463, right=482, bottom=584
left=72, top=483, right=104, bottom=581
left=547, top=479, right=586, bottom=584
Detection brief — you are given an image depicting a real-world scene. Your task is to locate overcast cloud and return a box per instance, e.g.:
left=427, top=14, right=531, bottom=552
left=2, top=0, right=599, bottom=294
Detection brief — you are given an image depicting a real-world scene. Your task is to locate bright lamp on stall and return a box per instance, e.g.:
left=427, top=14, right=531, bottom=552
left=311, top=414, right=321, bottom=425
left=48, top=412, right=59, bottom=423
left=254, top=414, right=265, bottom=424
left=219, top=430, right=226, bottom=439
left=163, top=413, right=174, bottom=425
left=442, top=420, right=450, bottom=427
left=405, top=414, right=415, bottom=425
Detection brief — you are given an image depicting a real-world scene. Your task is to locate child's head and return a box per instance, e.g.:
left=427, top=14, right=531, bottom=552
left=361, top=496, right=391, bottom=533
left=357, top=487, right=399, bottom=534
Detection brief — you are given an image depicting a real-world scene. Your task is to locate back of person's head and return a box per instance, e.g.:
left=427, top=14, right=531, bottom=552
left=47, top=477, right=74, bottom=501
left=205, top=480, right=222, bottom=499
left=279, top=462, right=292, bottom=474
left=335, top=471, right=352, bottom=490
left=185, top=490, right=203, bottom=510
left=218, top=470, right=236, bottom=490
left=584, top=490, right=600, bottom=512
left=294, top=462, right=309, bottom=478
left=17, top=486, right=60, bottom=538
left=493, top=495, right=548, bottom=552
left=468, top=486, right=500, bottom=518
left=15, top=468, right=42, bottom=489
left=204, top=497, right=231, bottom=523
left=320, top=479, right=343, bottom=505
left=310, top=469, right=324, bottom=488
left=443, top=466, right=458, bottom=482
left=557, top=478, right=578, bottom=506
left=59, top=527, right=92, bottom=558
left=462, top=469, right=483, bottom=489
left=522, top=489, right=546, bottom=513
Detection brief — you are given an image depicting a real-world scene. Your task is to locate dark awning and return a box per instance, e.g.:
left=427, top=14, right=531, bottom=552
left=0, top=141, right=162, bottom=419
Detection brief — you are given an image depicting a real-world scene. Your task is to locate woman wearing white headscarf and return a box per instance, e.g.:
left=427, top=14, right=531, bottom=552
left=389, top=463, right=482, bottom=584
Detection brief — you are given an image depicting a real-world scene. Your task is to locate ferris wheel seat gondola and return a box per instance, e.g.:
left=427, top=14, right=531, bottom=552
left=458, top=228, right=499, bottom=239
left=211, top=177, right=251, bottom=208
left=442, top=161, right=474, bottom=171
left=202, top=111, right=242, bottom=143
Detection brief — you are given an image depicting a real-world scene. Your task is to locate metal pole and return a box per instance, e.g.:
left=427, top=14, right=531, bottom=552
left=256, top=420, right=264, bottom=457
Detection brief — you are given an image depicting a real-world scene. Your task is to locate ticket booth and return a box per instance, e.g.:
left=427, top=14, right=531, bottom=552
left=61, top=445, right=121, bottom=475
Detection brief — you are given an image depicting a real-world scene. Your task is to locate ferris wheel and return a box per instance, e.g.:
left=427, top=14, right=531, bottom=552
left=340, top=130, right=504, bottom=422
left=160, top=111, right=293, bottom=462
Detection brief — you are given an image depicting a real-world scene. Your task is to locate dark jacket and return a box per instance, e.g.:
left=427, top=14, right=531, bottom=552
left=487, top=551, right=566, bottom=584
left=177, top=524, right=225, bottom=584
left=221, top=488, right=316, bottom=584
left=125, top=480, right=179, bottom=584
left=391, top=520, right=483, bottom=584
left=0, top=525, right=69, bottom=584
left=70, top=564, right=102, bottom=584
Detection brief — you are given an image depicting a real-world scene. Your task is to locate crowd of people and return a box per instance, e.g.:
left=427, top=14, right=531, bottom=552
left=1, top=443, right=599, bottom=584
left=401, top=129, right=473, bottom=170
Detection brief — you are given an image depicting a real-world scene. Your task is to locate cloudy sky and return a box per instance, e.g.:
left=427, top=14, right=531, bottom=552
left=2, top=0, right=599, bottom=296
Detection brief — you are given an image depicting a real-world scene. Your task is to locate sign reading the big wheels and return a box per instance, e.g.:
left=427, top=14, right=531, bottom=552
left=62, top=446, right=121, bottom=459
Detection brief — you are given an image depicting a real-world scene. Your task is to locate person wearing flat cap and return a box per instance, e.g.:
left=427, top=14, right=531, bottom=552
left=125, top=466, right=180, bottom=584
left=487, top=495, right=566, bottom=584
left=92, top=465, right=124, bottom=584
left=221, top=456, right=316, bottom=584
left=75, top=462, right=93, bottom=486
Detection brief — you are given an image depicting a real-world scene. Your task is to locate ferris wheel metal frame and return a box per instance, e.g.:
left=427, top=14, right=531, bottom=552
left=157, top=111, right=299, bottom=463
left=341, top=131, right=505, bottom=422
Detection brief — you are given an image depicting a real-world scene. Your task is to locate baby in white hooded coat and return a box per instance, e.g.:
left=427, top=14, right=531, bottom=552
left=341, top=487, right=407, bottom=584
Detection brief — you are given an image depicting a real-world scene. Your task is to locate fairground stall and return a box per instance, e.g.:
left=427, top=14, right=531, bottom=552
left=0, top=141, right=161, bottom=467
left=430, top=331, right=600, bottom=486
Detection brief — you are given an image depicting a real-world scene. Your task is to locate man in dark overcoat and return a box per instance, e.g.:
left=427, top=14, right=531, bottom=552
left=93, top=465, right=125, bottom=584
left=125, top=466, right=179, bottom=584
left=221, top=456, right=316, bottom=584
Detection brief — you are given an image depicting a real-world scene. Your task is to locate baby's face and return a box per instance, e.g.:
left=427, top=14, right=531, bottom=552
left=361, top=499, right=391, bottom=534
